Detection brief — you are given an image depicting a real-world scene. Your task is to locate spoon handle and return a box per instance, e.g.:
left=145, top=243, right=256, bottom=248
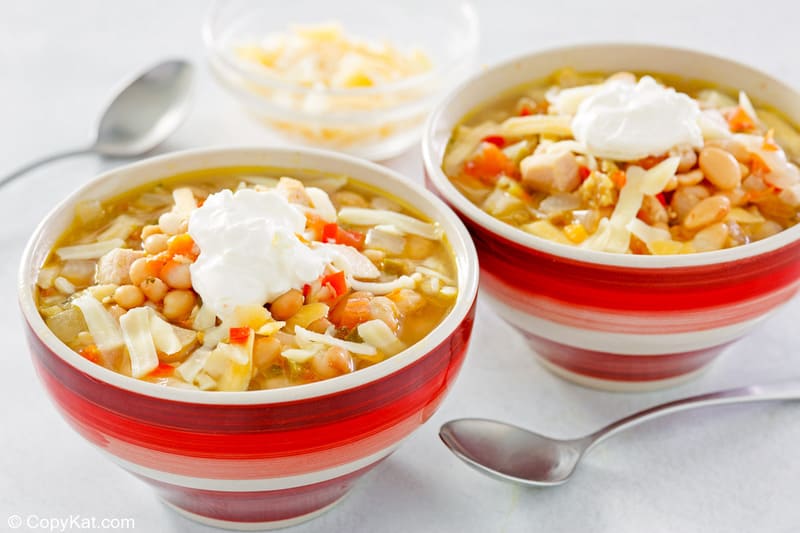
left=0, top=147, right=94, bottom=188
left=587, top=380, right=800, bottom=451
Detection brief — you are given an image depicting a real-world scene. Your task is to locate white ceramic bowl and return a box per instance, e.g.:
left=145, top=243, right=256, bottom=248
left=423, top=44, right=800, bottom=391
left=19, top=146, right=479, bottom=529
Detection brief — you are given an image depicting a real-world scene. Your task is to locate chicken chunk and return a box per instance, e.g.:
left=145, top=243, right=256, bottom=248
left=520, top=151, right=580, bottom=193
left=95, top=248, right=144, bottom=285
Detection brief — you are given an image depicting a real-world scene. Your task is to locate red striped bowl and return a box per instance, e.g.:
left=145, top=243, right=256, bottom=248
left=18, top=147, right=479, bottom=529
left=423, top=44, right=800, bottom=391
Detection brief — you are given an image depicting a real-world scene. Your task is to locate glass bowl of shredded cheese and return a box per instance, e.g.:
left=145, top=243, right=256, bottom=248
left=204, top=0, right=479, bottom=160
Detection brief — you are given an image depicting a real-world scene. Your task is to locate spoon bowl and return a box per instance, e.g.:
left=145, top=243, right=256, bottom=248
left=94, top=59, right=194, bottom=157
left=440, top=419, right=588, bottom=486
left=440, top=380, right=800, bottom=487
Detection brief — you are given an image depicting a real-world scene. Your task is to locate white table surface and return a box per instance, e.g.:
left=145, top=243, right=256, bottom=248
left=2, top=1, right=800, bottom=532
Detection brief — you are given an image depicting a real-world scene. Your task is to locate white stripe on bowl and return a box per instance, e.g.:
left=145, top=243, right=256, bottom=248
left=483, top=291, right=767, bottom=355
left=97, top=442, right=401, bottom=492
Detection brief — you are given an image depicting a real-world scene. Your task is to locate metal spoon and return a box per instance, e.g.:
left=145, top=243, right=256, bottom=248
left=0, top=59, right=194, bottom=188
left=440, top=380, right=799, bottom=487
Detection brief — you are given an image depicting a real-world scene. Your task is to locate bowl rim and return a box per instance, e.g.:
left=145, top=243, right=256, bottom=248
left=201, top=0, right=480, bottom=99
left=18, top=146, right=480, bottom=405
left=422, top=41, right=800, bottom=269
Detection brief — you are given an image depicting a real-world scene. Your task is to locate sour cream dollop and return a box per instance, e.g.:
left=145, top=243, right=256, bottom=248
left=188, top=189, right=328, bottom=319
left=571, top=76, right=703, bottom=161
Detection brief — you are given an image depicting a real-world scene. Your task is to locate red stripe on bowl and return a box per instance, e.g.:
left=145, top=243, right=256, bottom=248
left=463, top=215, right=800, bottom=314
left=137, top=459, right=383, bottom=524
left=26, top=304, right=474, bottom=478
left=521, top=330, right=727, bottom=382
left=481, top=269, right=798, bottom=334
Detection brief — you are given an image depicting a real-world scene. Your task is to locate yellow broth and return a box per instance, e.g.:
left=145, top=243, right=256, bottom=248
left=443, top=69, right=800, bottom=254
left=36, top=167, right=457, bottom=391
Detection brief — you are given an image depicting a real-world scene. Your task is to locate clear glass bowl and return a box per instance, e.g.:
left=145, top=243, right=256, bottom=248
left=203, top=0, right=479, bottom=160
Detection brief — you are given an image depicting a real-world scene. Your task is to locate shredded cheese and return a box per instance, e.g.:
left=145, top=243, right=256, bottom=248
left=295, top=326, right=377, bottom=356
left=338, top=208, right=443, bottom=239
left=56, top=239, right=125, bottom=261
left=72, top=294, right=124, bottom=353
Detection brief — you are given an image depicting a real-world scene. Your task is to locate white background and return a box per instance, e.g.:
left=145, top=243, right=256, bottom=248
left=2, top=1, right=799, bottom=532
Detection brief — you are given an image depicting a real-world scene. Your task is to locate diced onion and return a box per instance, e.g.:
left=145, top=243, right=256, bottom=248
left=581, top=218, right=630, bottom=253
left=365, top=227, right=406, bottom=254
left=628, top=218, right=671, bottom=250
left=314, top=243, right=380, bottom=279
left=203, top=335, right=253, bottom=391
left=53, top=276, right=76, bottom=295
left=196, top=372, right=217, bottom=390
left=282, top=345, right=323, bottom=363
left=192, top=304, right=217, bottom=331
left=357, top=319, right=405, bottom=356
left=440, top=286, right=458, bottom=297
left=306, top=187, right=337, bottom=222
left=201, top=321, right=229, bottom=348
left=37, top=266, right=60, bottom=290
left=538, top=193, right=582, bottom=215
left=255, top=320, right=285, bottom=336
left=56, top=239, right=125, bottom=260
left=698, top=109, right=732, bottom=140
left=176, top=347, right=213, bottom=383
left=74, top=200, right=104, bottom=225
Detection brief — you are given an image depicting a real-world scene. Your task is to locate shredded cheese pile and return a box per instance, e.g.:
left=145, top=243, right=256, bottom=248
left=236, top=22, right=432, bottom=90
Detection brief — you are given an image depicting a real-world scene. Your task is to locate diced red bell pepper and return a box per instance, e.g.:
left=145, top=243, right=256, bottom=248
left=321, top=271, right=347, bottom=299
left=578, top=166, right=591, bottom=181
left=322, top=223, right=365, bottom=250
left=481, top=135, right=506, bottom=148
left=149, top=361, right=175, bottom=377
left=229, top=327, right=251, bottom=345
